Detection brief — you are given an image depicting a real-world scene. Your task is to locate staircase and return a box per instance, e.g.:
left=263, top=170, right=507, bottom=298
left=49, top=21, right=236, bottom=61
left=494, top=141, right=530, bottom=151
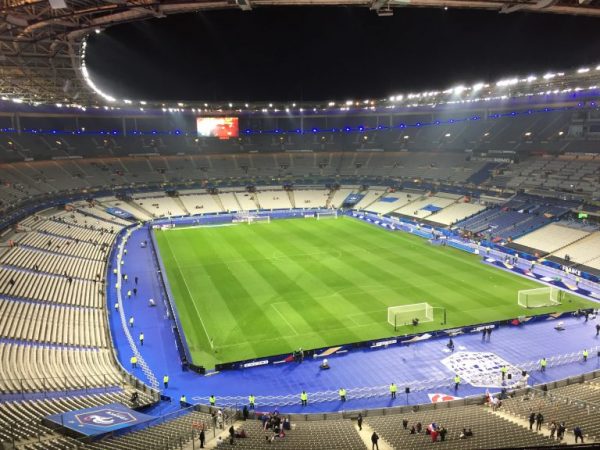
left=489, top=406, right=591, bottom=445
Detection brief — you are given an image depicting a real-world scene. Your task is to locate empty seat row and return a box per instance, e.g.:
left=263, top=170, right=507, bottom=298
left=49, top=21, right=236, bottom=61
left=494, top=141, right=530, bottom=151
left=1, top=246, right=105, bottom=281
left=0, top=343, right=124, bottom=394
left=0, top=267, right=102, bottom=308
left=0, top=298, right=106, bottom=347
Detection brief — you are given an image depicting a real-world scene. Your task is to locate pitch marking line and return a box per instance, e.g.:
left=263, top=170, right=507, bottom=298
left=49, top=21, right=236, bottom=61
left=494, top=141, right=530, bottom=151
left=270, top=302, right=299, bottom=336
left=163, top=236, right=214, bottom=351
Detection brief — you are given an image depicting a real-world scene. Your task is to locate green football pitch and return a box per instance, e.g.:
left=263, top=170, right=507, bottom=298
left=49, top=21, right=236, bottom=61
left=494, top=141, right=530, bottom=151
left=154, top=217, right=595, bottom=369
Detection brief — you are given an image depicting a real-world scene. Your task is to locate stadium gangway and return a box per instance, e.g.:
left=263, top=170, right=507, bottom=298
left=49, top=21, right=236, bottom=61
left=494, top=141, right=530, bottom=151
left=114, top=226, right=159, bottom=390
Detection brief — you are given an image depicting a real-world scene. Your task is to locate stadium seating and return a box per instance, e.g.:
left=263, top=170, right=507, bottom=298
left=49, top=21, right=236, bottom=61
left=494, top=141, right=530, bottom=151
left=255, top=190, right=293, bottom=210
left=362, top=191, right=415, bottom=215
left=353, top=188, right=387, bottom=210
left=0, top=390, right=155, bottom=444
left=425, top=202, right=487, bottom=226
left=178, top=191, right=224, bottom=215
left=292, top=189, right=330, bottom=209
left=0, top=299, right=107, bottom=347
left=85, top=410, right=214, bottom=450
left=366, top=404, right=559, bottom=449
left=393, top=195, right=457, bottom=219
left=0, top=343, right=124, bottom=393
left=514, top=223, right=591, bottom=254
left=501, top=382, right=600, bottom=442
left=551, top=231, right=600, bottom=265
left=216, top=418, right=365, bottom=450
left=132, top=193, right=187, bottom=218
left=329, top=188, right=356, bottom=208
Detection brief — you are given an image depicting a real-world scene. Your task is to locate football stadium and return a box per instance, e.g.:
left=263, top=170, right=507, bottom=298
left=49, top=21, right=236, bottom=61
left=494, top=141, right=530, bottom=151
left=2, top=2, right=600, bottom=449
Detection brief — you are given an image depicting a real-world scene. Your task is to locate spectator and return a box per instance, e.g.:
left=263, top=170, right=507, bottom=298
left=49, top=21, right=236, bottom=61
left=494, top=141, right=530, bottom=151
left=371, top=431, right=379, bottom=450
left=557, top=422, right=566, bottom=441
left=549, top=421, right=557, bottom=439
left=535, top=412, right=544, bottom=431
left=439, top=426, right=447, bottom=441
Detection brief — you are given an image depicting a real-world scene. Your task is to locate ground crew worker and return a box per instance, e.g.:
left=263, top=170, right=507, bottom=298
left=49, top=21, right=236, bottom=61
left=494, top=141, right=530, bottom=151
left=583, top=349, right=589, bottom=362
left=129, top=316, right=134, bottom=328
left=248, top=394, right=255, bottom=409
left=454, top=374, right=461, bottom=390
left=139, top=332, right=144, bottom=346
left=130, top=355, right=137, bottom=368
left=339, top=387, right=346, bottom=402
left=300, top=391, right=308, bottom=406
left=180, top=394, right=187, bottom=407
left=540, top=357, right=547, bottom=372
left=390, top=383, right=397, bottom=399
left=163, top=374, right=169, bottom=389
left=501, top=366, right=508, bottom=380
left=209, top=395, right=216, bottom=407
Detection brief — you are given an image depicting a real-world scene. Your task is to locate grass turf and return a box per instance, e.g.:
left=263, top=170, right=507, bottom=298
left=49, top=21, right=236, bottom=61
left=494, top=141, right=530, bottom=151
left=154, top=217, right=596, bottom=369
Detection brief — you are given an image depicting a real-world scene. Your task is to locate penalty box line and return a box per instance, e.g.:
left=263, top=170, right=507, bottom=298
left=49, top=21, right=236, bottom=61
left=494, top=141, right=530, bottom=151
left=270, top=302, right=299, bottom=336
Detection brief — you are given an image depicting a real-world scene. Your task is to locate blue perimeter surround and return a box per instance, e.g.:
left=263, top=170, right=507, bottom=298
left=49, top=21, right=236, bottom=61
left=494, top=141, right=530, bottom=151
left=108, top=208, right=600, bottom=413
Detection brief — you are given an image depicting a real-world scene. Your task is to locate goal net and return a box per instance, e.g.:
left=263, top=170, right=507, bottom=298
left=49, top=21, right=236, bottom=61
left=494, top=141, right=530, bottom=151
left=317, top=210, right=338, bottom=220
left=247, top=215, right=270, bottom=224
left=388, top=303, right=434, bottom=330
left=518, top=286, right=563, bottom=308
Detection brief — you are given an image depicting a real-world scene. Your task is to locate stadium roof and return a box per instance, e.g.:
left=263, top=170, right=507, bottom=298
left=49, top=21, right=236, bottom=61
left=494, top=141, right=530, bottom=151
left=1, top=0, right=600, bottom=109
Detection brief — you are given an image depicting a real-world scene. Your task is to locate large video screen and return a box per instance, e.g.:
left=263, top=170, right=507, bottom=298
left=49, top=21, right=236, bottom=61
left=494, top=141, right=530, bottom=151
left=196, top=117, right=239, bottom=139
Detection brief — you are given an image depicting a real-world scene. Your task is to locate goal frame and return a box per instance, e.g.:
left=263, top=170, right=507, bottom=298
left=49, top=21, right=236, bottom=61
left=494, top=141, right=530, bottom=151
left=518, top=286, right=563, bottom=309
left=387, top=303, right=434, bottom=331
left=247, top=215, right=271, bottom=224
left=316, top=210, right=338, bottom=220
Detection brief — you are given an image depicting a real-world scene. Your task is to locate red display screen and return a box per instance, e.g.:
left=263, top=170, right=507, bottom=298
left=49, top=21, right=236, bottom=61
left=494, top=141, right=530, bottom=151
left=196, top=117, right=239, bottom=139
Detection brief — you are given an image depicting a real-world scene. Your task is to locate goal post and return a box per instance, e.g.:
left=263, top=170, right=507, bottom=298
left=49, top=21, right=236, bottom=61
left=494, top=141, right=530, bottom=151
left=247, top=215, right=270, bottom=224
left=518, top=286, right=563, bottom=308
left=388, top=303, right=434, bottom=331
left=317, top=210, right=338, bottom=220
